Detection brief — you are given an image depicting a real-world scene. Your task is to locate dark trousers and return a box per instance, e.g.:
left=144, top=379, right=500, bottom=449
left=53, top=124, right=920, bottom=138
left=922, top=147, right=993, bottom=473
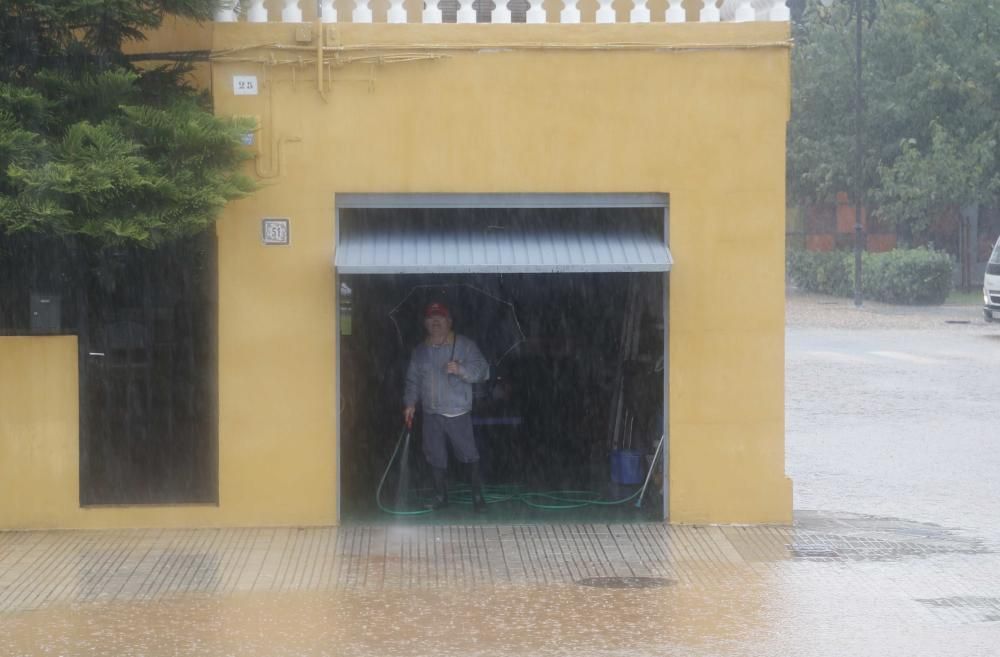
left=422, top=413, right=479, bottom=469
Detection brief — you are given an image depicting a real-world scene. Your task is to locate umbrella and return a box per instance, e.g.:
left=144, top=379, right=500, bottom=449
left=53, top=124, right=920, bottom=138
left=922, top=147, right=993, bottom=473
left=389, top=284, right=525, bottom=367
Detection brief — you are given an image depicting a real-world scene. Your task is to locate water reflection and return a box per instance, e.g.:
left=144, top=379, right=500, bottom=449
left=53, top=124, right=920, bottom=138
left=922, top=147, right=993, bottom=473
left=3, top=582, right=772, bottom=657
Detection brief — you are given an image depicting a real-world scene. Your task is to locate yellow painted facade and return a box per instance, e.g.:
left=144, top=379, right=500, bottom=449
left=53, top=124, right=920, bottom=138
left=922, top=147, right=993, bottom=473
left=0, top=18, right=792, bottom=529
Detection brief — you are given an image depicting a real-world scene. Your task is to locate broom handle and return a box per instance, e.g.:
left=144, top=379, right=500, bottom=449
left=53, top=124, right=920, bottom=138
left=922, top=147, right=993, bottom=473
left=635, top=433, right=665, bottom=508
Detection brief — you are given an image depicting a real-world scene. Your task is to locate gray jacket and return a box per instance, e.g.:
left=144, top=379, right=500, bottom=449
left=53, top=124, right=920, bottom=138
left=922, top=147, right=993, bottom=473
left=403, top=334, right=489, bottom=416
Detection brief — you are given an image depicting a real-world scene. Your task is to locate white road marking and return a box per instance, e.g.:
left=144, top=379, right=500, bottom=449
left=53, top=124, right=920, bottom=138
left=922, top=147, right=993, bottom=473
left=869, top=350, right=943, bottom=365
left=797, top=350, right=872, bottom=364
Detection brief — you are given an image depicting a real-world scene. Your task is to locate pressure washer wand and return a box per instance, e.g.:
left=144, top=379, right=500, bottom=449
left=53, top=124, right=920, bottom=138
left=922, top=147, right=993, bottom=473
left=375, top=419, right=431, bottom=516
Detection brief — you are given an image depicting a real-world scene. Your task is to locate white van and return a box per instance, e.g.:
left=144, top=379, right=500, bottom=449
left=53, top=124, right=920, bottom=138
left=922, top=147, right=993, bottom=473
left=985, top=236, right=1000, bottom=322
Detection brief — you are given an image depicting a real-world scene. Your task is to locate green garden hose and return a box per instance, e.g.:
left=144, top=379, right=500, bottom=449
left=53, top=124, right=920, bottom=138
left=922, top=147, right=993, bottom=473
left=377, top=425, right=645, bottom=516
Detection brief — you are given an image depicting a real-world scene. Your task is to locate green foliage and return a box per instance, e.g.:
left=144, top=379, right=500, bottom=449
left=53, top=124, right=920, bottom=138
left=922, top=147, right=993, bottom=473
left=789, top=0, right=999, bottom=230
left=862, top=247, right=954, bottom=304
left=0, top=1, right=215, bottom=81
left=874, top=123, right=998, bottom=231
left=0, top=1, right=256, bottom=247
left=787, top=249, right=855, bottom=297
left=788, top=247, right=954, bottom=305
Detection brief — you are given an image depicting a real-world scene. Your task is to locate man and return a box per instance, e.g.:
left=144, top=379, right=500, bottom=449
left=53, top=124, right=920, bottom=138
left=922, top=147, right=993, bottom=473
left=404, top=302, right=489, bottom=512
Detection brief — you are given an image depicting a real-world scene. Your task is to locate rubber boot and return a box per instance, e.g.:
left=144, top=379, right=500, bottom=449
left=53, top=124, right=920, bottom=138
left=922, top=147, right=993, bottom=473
left=467, top=462, right=487, bottom=513
left=427, top=467, right=448, bottom=510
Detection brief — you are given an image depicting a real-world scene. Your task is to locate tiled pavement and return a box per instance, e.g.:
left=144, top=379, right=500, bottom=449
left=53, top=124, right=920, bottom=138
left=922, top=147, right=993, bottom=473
left=0, top=523, right=786, bottom=608
left=1, top=512, right=998, bottom=618
left=2, top=514, right=1000, bottom=656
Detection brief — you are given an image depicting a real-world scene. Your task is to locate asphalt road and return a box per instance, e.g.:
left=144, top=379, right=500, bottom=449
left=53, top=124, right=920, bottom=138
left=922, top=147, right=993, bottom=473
left=786, top=292, right=1000, bottom=543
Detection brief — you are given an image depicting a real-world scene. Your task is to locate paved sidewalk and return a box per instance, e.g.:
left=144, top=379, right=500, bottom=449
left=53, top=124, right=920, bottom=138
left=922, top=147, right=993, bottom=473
left=2, top=514, right=999, bottom=656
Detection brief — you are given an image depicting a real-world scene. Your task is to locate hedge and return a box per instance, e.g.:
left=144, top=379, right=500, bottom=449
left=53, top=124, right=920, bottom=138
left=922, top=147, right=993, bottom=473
left=787, top=247, right=953, bottom=305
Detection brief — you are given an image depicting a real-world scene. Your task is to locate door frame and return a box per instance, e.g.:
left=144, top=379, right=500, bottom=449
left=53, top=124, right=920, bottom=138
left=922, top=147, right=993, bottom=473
left=333, top=193, right=670, bottom=523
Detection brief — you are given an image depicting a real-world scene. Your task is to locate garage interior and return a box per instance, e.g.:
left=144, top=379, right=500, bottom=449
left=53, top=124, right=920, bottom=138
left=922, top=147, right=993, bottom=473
left=336, top=200, right=670, bottom=523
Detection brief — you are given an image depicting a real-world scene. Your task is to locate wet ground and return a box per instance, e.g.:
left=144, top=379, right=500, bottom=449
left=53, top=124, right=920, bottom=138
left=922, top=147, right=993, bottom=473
left=786, top=292, right=1000, bottom=543
left=2, top=292, right=999, bottom=656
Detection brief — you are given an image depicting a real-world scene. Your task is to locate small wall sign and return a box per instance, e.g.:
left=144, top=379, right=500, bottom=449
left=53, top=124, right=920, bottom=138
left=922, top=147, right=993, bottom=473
left=261, top=218, right=290, bottom=245
left=233, top=75, right=259, bottom=96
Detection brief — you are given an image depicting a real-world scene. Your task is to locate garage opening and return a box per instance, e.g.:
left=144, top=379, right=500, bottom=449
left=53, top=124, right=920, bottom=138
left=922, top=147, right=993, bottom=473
left=336, top=196, right=670, bottom=524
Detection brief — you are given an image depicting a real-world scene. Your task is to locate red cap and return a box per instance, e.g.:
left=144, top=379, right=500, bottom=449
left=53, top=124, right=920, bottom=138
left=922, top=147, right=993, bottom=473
left=424, top=302, right=450, bottom=318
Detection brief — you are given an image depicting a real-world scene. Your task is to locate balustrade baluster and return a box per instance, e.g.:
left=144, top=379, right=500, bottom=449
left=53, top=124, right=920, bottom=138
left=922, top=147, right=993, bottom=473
left=733, top=0, right=753, bottom=21
left=700, top=0, right=719, bottom=22
left=595, top=0, right=615, bottom=23
left=282, top=0, right=302, bottom=22
left=457, top=0, right=476, bottom=22
left=215, top=0, right=238, bottom=22
left=247, top=0, right=267, bottom=22
left=630, top=0, right=649, bottom=23
left=424, top=0, right=443, bottom=23
left=560, top=0, right=580, bottom=23
left=353, top=0, right=373, bottom=22
left=769, top=0, right=789, bottom=20
left=387, top=0, right=406, bottom=22
left=526, top=0, right=546, bottom=23
left=492, top=0, right=511, bottom=23
left=320, top=0, right=337, bottom=22
left=665, top=0, right=685, bottom=22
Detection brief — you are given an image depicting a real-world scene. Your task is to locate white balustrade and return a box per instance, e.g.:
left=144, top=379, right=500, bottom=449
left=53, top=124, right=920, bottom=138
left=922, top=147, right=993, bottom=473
left=595, top=0, right=615, bottom=24
left=492, top=0, right=511, bottom=23
left=560, top=0, right=580, bottom=24
left=701, top=1, right=720, bottom=22
left=457, top=0, right=476, bottom=23
left=387, top=0, right=406, bottom=23
left=282, top=0, right=302, bottom=22
left=665, top=0, right=685, bottom=23
left=353, top=0, right=373, bottom=22
left=247, top=0, right=267, bottom=22
left=320, top=0, right=337, bottom=22
left=526, top=0, right=545, bottom=23
left=214, top=0, right=792, bottom=25
left=215, top=0, right=238, bottom=22
left=423, top=0, right=442, bottom=23
left=630, top=0, right=650, bottom=23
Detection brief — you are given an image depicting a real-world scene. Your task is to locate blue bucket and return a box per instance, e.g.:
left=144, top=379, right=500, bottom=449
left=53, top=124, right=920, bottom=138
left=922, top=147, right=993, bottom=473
left=610, top=449, right=643, bottom=485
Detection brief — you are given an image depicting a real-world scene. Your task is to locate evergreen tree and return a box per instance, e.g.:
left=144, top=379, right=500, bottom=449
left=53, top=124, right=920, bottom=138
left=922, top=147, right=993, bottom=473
left=788, top=0, right=999, bottom=233
left=0, top=1, right=254, bottom=246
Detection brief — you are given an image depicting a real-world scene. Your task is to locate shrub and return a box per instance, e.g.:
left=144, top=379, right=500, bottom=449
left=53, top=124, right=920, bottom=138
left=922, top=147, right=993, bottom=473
left=786, top=249, right=853, bottom=297
left=861, top=247, right=953, bottom=305
left=787, top=247, right=953, bottom=305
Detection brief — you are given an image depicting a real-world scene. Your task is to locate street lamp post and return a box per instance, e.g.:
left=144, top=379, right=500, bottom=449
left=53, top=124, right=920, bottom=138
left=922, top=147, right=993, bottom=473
left=852, top=0, right=863, bottom=307
left=821, top=0, right=865, bottom=306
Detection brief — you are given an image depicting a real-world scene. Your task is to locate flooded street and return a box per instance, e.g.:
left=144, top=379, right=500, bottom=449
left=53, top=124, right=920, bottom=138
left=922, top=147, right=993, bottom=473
left=786, top=293, right=1000, bottom=542
left=2, top=293, right=1000, bottom=657
left=3, top=557, right=999, bottom=657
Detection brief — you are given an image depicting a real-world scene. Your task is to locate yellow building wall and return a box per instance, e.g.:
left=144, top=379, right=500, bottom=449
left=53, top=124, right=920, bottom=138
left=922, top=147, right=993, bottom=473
left=0, top=338, right=80, bottom=528
left=211, top=22, right=793, bottom=525
left=0, top=20, right=792, bottom=528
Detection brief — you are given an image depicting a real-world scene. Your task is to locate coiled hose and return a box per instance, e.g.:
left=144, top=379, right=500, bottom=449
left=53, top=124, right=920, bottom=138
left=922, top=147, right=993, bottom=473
left=377, top=425, right=655, bottom=515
